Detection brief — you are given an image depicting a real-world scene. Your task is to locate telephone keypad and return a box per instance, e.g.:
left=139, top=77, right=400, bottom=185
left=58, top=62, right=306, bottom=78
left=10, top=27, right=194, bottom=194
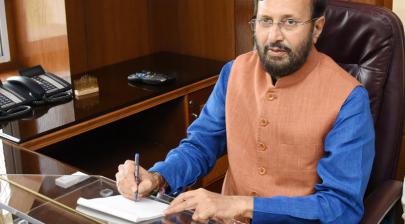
left=32, top=76, right=57, bottom=92
left=0, top=93, right=14, bottom=107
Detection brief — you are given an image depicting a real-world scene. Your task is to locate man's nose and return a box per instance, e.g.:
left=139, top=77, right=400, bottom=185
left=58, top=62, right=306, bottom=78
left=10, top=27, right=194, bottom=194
left=266, top=24, right=284, bottom=43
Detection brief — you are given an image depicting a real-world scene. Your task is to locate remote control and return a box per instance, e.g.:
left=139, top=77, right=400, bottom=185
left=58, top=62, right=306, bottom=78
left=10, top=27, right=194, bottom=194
left=128, top=71, right=175, bottom=85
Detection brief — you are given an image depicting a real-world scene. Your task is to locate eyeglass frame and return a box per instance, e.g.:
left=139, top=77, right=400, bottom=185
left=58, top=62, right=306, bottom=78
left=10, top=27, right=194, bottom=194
left=248, top=17, right=320, bottom=32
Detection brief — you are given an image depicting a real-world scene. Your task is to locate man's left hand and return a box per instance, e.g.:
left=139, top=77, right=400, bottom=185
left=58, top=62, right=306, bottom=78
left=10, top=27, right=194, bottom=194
left=164, top=188, right=253, bottom=223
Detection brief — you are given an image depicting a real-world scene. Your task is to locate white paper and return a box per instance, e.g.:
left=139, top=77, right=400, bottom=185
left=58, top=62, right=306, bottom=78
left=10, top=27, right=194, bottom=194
left=76, top=195, right=169, bottom=223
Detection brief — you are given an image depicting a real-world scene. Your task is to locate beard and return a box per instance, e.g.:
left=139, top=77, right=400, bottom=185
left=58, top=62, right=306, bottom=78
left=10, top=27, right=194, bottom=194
left=255, top=31, right=313, bottom=79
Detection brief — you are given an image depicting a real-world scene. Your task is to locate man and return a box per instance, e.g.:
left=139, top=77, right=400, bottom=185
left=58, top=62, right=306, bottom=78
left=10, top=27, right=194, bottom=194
left=116, top=0, right=375, bottom=223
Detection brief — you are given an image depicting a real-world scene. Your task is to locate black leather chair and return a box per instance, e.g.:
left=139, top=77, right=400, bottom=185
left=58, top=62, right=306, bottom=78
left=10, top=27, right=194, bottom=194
left=316, top=1, right=405, bottom=223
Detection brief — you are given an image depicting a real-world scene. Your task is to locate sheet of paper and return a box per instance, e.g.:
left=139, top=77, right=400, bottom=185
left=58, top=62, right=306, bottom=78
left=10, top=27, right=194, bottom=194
left=76, top=195, right=169, bottom=223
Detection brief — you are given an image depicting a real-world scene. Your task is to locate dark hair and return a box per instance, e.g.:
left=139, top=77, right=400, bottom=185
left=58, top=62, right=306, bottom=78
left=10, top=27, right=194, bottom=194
left=253, top=0, right=328, bottom=19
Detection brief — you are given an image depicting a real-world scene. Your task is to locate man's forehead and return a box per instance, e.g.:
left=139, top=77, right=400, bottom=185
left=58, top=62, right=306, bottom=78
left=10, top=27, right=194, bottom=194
left=257, top=0, right=312, bottom=18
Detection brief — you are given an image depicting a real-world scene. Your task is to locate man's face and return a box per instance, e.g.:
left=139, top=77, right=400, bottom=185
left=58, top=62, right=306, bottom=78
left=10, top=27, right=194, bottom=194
left=254, top=0, right=319, bottom=78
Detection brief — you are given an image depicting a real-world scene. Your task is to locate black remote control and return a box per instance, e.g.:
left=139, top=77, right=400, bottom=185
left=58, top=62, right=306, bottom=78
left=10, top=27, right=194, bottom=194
left=128, top=71, right=175, bottom=85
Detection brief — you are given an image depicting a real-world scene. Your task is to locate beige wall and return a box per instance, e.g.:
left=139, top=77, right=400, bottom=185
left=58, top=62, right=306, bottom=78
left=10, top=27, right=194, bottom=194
left=393, top=0, right=405, bottom=27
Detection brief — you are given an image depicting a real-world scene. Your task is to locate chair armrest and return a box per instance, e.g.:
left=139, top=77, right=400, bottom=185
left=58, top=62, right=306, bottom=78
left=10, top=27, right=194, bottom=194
left=361, top=180, right=403, bottom=224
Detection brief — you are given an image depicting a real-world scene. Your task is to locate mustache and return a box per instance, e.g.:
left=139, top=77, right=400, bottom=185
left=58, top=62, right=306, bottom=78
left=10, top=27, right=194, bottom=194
left=264, top=42, right=292, bottom=53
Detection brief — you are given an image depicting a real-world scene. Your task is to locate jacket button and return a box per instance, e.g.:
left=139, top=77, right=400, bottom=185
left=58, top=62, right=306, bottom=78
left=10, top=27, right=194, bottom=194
left=258, top=142, right=267, bottom=151
left=267, top=93, right=277, bottom=101
left=259, top=119, right=269, bottom=127
left=258, top=167, right=266, bottom=175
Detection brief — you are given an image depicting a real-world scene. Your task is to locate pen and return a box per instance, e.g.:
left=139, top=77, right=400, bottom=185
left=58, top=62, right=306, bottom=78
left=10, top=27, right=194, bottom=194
left=134, top=153, right=140, bottom=201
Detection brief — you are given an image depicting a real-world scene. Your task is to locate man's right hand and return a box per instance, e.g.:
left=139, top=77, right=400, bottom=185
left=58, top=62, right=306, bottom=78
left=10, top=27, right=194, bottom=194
left=115, top=160, right=161, bottom=200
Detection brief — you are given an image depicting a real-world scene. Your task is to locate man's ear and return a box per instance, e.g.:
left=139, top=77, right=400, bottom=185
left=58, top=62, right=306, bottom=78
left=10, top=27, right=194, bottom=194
left=312, top=16, right=325, bottom=44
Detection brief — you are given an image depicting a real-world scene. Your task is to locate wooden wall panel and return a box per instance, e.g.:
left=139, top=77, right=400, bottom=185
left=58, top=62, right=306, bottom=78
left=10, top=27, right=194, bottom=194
left=235, top=0, right=254, bottom=56
left=75, top=0, right=152, bottom=73
left=66, top=0, right=235, bottom=73
left=150, top=0, right=236, bottom=61
left=11, top=0, right=70, bottom=77
left=148, top=0, right=179, bottom=55
left=65, top=0, right=87, bottom=75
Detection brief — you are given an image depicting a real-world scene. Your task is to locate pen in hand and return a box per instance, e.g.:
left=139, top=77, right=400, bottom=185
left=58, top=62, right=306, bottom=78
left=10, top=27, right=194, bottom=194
left=134, top=153, right=140, bottom=201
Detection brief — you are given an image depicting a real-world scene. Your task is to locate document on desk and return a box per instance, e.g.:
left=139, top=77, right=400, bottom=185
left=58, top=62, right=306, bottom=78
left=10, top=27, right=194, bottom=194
left=76, top=195, right=169, bottom=223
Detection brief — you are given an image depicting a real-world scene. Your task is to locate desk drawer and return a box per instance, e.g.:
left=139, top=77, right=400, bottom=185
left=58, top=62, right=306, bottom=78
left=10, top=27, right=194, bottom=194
left=186, top=86, right=214, bottom=125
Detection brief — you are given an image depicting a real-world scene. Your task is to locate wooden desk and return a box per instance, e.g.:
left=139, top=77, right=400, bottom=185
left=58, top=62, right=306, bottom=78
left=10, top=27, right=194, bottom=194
left=0, top=52, right=228, bottom=192
left=0, top=52, right=223, bottom=150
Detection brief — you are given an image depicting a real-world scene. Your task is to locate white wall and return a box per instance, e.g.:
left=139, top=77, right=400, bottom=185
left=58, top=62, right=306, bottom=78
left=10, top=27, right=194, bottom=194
left=393, top=0, right=405, bottom=28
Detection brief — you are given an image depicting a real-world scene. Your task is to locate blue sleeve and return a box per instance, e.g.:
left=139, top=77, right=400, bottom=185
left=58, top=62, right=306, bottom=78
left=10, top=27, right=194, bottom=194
left=252, top=86, right=375, bottom=224
left=149, top=61, right=233, bottom=195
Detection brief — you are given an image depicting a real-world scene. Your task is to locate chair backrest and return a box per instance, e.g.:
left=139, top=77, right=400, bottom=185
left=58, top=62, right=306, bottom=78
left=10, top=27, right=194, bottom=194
left=315, top=0, right=405, bottom=194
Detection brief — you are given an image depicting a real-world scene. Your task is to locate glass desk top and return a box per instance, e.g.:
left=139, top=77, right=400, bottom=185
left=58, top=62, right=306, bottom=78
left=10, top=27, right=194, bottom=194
left=0, top=174, right=209, bottom=224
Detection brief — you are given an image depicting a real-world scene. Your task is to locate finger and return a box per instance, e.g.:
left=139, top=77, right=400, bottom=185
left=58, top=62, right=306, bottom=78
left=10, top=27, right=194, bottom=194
left=122, top=192, right=135, bottom=200
left=123, top=160, right=135, bottom=176
left=169, top=191, right=195, bottom=207
left=116, top=178, right=135, bottom=199
left=137, top=179, right=154, bottom=197
left=118, top=164, right=124, bottom=172
left=192, top=210, right=210, bottom=224
left=116, top=161, right=138, bottom=198
left=115, top=172, right=121, bottom=184
left=138, top=166, right=149, bottom=177
left=130, top=166, right=149, bottom=193
left=116, top=165, right=124, bottom=180
left=165, top=198, right=197, bottom=215
left=135, top=167, right=151, bottom=195
left=115, top=173, right=124, bottom=193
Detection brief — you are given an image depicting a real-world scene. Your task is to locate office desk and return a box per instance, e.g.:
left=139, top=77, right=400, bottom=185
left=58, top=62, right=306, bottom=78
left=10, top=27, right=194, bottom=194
left=0, top=52, right=227, bottom=193
left=0, top=52, right=224, bottom=151
left=0, top=146, right=206, bottom=223
left=0, top=140, right=76, bottom=175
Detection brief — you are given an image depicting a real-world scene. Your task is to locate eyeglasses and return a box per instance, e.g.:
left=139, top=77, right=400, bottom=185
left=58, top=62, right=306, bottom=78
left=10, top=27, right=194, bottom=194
left=249, top=17, right=319, bottom=32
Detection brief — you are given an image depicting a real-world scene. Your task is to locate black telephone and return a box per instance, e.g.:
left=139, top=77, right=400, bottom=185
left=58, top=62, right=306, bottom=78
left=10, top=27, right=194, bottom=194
left=0, top=65, right=72, bottom=121
left=0, top=81, right=33, bottom=121
left=6, top=65, right=72, bottom=105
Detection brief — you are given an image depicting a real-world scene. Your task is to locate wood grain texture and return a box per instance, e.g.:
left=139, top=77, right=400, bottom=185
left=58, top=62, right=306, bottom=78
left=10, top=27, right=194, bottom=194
left=21, top=76, right=218, bottom=151
left=78, top=0, right=152, bottom=72
left=11, top=0, right=70, bottom=77
left=235, top=0, right=254, bottom=56
left=64, top=0, right=87, bottom=74
left=150, top=0, right=236, bottom=61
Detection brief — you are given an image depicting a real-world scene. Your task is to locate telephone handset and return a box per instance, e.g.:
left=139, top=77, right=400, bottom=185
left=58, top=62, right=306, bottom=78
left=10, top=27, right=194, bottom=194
left=0, top=81, right=32, bottom=121
left=6, top=65, right=72, bottom=105
left=0, top=65, right=72, bottom=121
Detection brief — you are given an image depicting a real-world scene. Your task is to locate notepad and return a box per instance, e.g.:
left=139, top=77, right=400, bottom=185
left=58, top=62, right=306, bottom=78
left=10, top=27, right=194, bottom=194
left=76, top=195, right=169, bottom=223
